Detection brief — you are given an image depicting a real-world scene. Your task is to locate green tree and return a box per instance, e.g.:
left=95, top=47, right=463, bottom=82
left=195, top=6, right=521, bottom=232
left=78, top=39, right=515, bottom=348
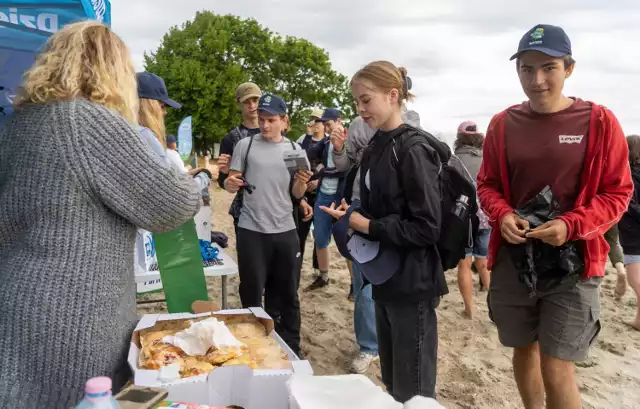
left=144, top=11, right=355, bottom=152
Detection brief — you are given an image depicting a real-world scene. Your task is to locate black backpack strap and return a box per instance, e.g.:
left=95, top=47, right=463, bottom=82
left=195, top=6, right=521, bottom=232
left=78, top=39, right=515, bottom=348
left=391, top=126, right=444, bottom=176
left=242, top=134, right=254, bottom=178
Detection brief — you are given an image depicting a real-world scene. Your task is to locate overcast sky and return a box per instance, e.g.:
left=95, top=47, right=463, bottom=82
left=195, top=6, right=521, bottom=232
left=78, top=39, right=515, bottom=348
left=112, top=0, right=640, bottom=143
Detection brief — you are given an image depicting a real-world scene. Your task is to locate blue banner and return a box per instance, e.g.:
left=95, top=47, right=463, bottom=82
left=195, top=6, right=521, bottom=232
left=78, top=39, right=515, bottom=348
left=178, top=116, right=193, bottom=161
left=0, top=1, right=111, bottom=121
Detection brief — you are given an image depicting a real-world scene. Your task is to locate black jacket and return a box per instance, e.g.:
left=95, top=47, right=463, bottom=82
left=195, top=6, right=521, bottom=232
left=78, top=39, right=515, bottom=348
left=619, top=165, right=640, bottom=255
left=360, top=124, right=448, bottom=303
left=217, top=125, right=260, bottom=189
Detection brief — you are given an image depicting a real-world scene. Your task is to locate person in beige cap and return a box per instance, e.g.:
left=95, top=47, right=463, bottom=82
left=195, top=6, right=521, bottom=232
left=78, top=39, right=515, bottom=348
left=217, top=82, right=263, bottom=227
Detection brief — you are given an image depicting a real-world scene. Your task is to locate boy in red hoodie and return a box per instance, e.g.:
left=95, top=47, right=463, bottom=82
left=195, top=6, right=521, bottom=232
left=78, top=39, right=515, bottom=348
left=477, top=24, right=633, bottom=409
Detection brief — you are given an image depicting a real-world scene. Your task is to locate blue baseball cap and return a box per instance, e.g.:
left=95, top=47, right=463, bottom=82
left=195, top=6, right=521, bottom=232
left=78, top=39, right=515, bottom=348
left=510, top=24, right=572, bottom=61
left=137, top=72, right=182, bottom=109
left=166, top=135, right=177, bottom=144
left=332, top=203, right=400, bottom=286
left=258, top=93, right=287, bottom=115
left=320, top=108, right=341, bottom=122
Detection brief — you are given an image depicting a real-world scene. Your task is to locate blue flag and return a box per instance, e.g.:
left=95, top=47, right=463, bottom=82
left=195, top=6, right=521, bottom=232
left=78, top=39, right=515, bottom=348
left=0, top=1, right=111, bottom=122
left=178, top=116, right=193, bottom=161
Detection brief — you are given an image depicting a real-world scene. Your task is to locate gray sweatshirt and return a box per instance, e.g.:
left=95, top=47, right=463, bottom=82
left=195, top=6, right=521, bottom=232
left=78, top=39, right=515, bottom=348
left=334, top=107, right=421, bottom=201
left=0, top=100, right=202, bottom=408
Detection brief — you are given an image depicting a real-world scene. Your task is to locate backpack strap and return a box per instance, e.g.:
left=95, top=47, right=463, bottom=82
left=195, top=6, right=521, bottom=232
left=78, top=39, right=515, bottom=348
left=391, top=126, right=444, bottom=175
left=242, top=134, right=255, bottom=178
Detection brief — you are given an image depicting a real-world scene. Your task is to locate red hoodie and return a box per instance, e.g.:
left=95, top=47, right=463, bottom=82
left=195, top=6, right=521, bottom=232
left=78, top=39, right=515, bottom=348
left=477, top=103, right=633, bottom=278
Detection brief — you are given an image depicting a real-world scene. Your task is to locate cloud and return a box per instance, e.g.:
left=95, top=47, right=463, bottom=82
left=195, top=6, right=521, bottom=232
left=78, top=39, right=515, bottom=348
left=111, top=0, right=640, bottom=135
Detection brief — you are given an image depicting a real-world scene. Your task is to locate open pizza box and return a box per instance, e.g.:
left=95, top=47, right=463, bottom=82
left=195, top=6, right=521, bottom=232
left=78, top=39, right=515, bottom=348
left=128, top=306, right=313, bottom=408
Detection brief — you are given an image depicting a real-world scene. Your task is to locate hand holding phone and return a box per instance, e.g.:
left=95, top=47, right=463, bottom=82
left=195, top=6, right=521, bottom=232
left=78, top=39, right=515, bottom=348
left=283, top=149, right=311, bottom=174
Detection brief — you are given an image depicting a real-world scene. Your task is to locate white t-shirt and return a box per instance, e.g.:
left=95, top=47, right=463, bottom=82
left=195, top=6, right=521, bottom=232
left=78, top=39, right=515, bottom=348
left=166, top=148, right=187, bottom=172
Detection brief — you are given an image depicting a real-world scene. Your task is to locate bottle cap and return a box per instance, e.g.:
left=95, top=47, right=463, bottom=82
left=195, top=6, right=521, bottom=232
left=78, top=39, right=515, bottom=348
left=85, top=377, right=112, bottom=395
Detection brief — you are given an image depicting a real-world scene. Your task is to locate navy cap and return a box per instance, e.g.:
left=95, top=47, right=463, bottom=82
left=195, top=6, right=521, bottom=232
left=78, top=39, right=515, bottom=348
left=332, top=202, right=400, bottom=286
left=137, top=72, right=182, bottom=109
left=258, top=93, right=287, bottom=115
left=510, top=24, right=572, bottom=61
left=166, top=135, right=177, bottom=144
left=320, top=108, right=341, bottom=122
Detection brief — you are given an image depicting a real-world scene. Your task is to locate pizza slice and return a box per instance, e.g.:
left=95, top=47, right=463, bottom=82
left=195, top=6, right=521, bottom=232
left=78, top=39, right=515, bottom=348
left=178, top=357, right=215, bottom=378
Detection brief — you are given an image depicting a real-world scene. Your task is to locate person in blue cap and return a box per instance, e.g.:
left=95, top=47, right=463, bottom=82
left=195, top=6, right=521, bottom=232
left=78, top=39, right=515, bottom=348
left=224, top=93, right=312, bottom=356
left=478, top=24, right=633, bottom=409
left=136, top=72, right=181, bottom=162
left=303, top=107, right=348, bottom=291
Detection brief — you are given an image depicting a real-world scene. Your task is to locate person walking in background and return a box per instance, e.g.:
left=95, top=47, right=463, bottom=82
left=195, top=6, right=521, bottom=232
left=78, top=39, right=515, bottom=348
left=454, top=121, right=491, bottom=318
left=324, top=62, right=446, bottom=402
left=225, top=93, right=312, bottom=356
left=218, top=83, right=262, bottom=227
left=477, top=24, right=633, bottom=409
left=339, top=116, right=379, bottom=373
left=0, top=21, right=205, bottom=409
left=296, top=108, right=325, bottom=272
left=603, top=224, right=629, bottom=299
left=619, top=134, right=640, bottom=331
left=305, top=108, right=348, bottom=291
left=164, top=135, right=186, bottom=171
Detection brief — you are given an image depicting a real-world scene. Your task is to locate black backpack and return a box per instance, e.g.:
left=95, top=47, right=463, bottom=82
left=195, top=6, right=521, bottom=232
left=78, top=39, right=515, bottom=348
left=392, top=125, right=479, bottom=271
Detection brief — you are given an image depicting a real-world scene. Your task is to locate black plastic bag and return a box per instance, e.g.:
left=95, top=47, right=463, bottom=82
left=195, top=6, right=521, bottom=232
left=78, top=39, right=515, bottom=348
left=506, top=186, right=584, bottom=296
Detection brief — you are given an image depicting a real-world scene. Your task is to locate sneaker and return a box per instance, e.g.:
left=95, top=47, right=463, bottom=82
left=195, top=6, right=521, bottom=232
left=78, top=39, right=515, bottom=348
left=304, top=276, right=329, bottom=292
left=349, top=352, right=379, bottom=374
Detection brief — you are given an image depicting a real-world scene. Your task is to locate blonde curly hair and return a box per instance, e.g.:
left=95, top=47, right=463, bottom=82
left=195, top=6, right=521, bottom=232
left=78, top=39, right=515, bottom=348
left=15, top=20, right=138, bottom=124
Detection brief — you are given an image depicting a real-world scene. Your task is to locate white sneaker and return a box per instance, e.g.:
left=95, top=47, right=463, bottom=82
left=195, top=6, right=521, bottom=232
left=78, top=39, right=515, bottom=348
left=349, top=352, right=379, bottom=374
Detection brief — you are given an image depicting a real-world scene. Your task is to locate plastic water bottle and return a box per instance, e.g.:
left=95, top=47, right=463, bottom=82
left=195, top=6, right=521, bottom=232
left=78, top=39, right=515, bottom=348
left=453, top=194, right=470, bottom=219
left=75, top=377, right=120, bottom=409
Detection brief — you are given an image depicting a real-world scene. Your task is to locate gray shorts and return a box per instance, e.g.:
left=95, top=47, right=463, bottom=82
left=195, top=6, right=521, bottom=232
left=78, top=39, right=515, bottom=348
left=488, top=247, right=601, bottom=361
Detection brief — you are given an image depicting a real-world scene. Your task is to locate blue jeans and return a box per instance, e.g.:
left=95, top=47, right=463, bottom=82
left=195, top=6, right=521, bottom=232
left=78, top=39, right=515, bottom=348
left=465, top=228, right=491, bottom=258
left=313, top=191, right=339, bottom=249
left=352, top=261, right=378, bottom=354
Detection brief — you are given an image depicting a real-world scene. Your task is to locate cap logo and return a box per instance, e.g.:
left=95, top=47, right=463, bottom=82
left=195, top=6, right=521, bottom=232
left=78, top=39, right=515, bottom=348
left=530, top=27, right=544, bottom=41
left=263, top=95, right=272, bottom=104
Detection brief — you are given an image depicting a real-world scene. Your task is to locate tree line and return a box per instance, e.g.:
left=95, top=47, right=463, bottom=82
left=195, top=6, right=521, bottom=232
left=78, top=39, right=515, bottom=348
left=145, top=11, right=356, bottom=153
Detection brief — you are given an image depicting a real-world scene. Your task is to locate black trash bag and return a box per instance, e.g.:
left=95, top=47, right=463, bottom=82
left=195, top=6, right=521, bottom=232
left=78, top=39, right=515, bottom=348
left=505, top=186, right=584, bottom=296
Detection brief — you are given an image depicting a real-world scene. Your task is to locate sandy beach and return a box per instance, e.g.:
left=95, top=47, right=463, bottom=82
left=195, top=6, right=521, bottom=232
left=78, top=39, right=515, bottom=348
left=138, top=185, right=640, bottom=409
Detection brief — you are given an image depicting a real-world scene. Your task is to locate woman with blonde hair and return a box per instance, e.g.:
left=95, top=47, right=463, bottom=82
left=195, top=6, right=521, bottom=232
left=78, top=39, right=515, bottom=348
left=323, top=61, right=448, bottom=402
left=0, top=21, right=204, bottom=408
left=136, top=72, right=177, bottom=160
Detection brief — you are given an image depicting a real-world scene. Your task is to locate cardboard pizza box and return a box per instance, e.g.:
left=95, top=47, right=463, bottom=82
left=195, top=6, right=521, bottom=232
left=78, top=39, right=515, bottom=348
left=128, top=307, right=313, bottom=408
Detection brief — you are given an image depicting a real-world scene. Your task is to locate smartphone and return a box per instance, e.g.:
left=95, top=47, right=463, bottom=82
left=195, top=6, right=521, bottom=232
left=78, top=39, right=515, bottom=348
left=283, top=149, right=310, bottom=174
left=114, top=386, right=168, bottom=409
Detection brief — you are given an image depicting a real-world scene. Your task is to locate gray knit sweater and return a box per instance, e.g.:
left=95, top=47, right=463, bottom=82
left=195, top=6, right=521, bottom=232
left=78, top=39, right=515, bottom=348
left=0, top=99, right=201, bottom=408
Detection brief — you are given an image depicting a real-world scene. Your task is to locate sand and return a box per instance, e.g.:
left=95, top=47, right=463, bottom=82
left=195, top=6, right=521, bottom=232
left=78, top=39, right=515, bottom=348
left=138, top=186, right=640, bottom=409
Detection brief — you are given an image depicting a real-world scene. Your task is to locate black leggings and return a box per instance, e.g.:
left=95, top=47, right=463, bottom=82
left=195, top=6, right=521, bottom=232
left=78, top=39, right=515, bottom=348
left=236, top=227, right=302, bottom=354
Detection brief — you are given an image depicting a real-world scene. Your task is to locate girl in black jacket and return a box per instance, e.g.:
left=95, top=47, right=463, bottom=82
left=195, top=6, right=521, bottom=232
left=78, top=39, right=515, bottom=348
left=322, top=61, right=445, bottom=402
left=620, top=134, right=640, bottom=330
